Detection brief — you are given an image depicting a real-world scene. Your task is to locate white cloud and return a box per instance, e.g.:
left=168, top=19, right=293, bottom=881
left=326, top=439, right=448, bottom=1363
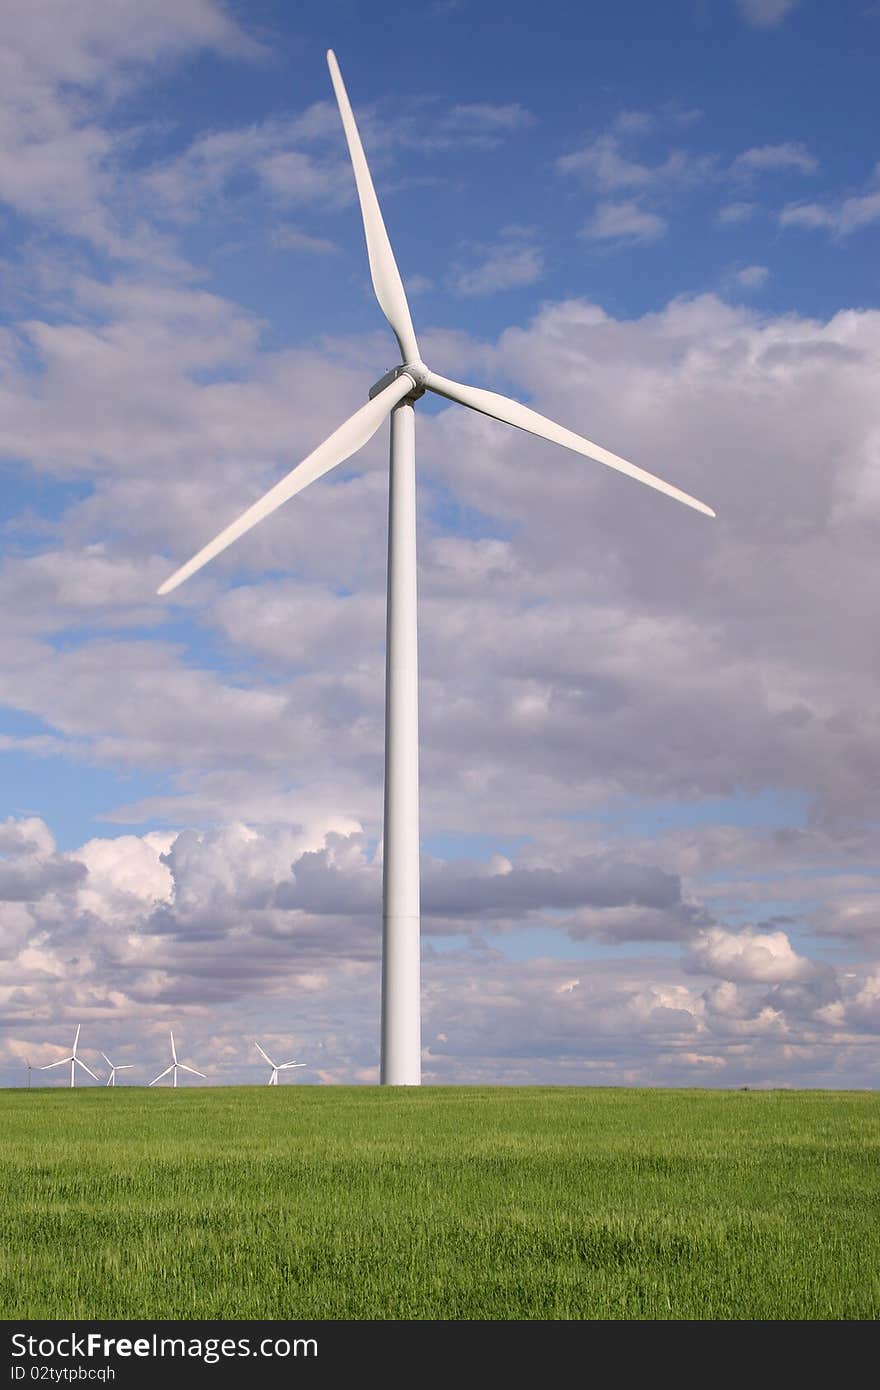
left=0, top=0, right=262, bottom=84
left=2, top=805, right=880, bottom=1085
left=144, top=119, right=353, bottom=218
left=449, top=239, right=544, bottom=296
left=271, top=225, right=339, bottom=255
left=0, top=0, right=262, bottom=257
left=74, top=831, right=174, bottom=923
left=612, top=110, right=655, bottom=136
left=816, top=889, right=880, bottom=941
left=581, top=200, right=667, bottom=243
left=735, top=264, right=770, bottom=288
left=733, top=141, right=817, bottom=175
left=444, top=103, right=535, bottom=133
left=677, top=1050, right=726, bottom=1069
left=780, top=169, right=880, bottom=236
left=685, top=926, right=816, bottom=983
left=6, top=287, right=880, bottom=847
left=405, top=272, right=435, bottom=295
left=738, top=0, right=800, bottom=27
left=0, top=817, right=57, bottom=858
left=717, top=201, right=757, bottom=224
left=556, top=113, right=718, bottom=251
left=0, top=815, right=85, bottom=901
left=416, top=101, right=537, bottom=151
left=847, top=973, right=880, bottom=1030
left=779, top=203, right=835, bottom=229
left=558, top=134, right=713, bottom=192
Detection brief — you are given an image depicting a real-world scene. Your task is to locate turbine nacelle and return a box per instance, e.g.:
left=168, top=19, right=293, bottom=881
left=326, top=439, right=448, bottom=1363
left=368, top=363, right=427, bottom=401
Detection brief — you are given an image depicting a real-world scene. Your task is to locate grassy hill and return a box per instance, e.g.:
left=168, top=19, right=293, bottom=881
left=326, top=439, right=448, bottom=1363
left=2, top=1085, right=878, bottom=1319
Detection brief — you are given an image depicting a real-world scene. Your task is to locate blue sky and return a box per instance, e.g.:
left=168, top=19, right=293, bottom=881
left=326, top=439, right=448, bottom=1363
left=1, top=0, right=879, bottom=1088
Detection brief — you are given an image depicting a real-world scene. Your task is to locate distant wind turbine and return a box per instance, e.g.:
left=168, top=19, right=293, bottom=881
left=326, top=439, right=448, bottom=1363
left=157, top=51, right=715, bottom=1087
left=41, top=1025, right=99, bottom=1088
left=24, top=1057, right=32, bottom=1089
left=149, top=1030, right=206, bottom=1089
left=100, top=1051, right=135, bottom=1087
left=254, top=1040, right=306, bottom=1086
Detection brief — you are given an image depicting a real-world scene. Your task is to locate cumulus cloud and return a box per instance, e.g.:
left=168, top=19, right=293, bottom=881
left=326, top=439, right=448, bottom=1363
left=0, top=815, right=86, bottom=902
left=75, top=831, right=175, bottom=922
left=0, top=817, right=56, bottom=858
left=1, top=808, right=879, bottom=1086
left=685, top=926, right=817, bottom=983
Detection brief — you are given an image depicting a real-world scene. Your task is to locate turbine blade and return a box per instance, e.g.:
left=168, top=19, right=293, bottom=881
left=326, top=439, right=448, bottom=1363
left=424, top=371, right=716, bottom=518
left=150, top=1065, right=174, bottom=1086
left=326, top=50, right=420, bottom=363
left=178, top=1064, right=207, bottom=1078
left=157, top=373, right=414, bottom=595
left=100, top=1052, right=113, bottom=1068
left=41, top=1057, right=72, bottom=1069
left=77, top=1059, right=100, bottom=1081
left=254, top=1041, right=274, bottom=1066
left=278, top=1062, right=306, bottom=1069
left=170, top=1029, right=177, bottom=1062
left=72, top=1024, right=81, bottom=1054
left=117, top=1065, right=134, bottom=1070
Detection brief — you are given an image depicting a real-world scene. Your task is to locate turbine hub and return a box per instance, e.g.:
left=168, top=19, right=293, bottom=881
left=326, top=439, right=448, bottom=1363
left=402, top=359, right=429, bottom=390
left=368, top=362, right=426, bottom=402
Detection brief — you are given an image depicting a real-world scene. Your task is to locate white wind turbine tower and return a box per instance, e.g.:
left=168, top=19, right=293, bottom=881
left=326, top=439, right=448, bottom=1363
left=254, top=1040, right=306, bottom=1086
left=101, top=1051, right=135, bottom=1087
left=157, top=51, right=715, bottom=1087
left=149, top=1030, right=206, bottom=1089
left=41, top=1024, right=99, bottom=1088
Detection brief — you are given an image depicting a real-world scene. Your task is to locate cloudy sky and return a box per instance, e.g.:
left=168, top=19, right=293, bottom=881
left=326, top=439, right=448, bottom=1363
left=2, top=0, right=879, bottom=1089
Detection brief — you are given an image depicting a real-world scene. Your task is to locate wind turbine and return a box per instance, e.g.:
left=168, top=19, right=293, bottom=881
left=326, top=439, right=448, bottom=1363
left=100, top=1051, right=135, bottom=1087
left=254, top=1040, right=306, bottom=1086
left=41, top=1025, right=99, bottom=1088
left=24, top=1057, right=32, bottom=1089
left=149, top=1030, right=206, bottom=1089
left=157, top=51, right=715, bottom=1087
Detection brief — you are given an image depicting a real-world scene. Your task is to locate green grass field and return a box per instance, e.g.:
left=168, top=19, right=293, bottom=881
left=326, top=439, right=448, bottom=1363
left=2, top=1085, right=878, bottom=1320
